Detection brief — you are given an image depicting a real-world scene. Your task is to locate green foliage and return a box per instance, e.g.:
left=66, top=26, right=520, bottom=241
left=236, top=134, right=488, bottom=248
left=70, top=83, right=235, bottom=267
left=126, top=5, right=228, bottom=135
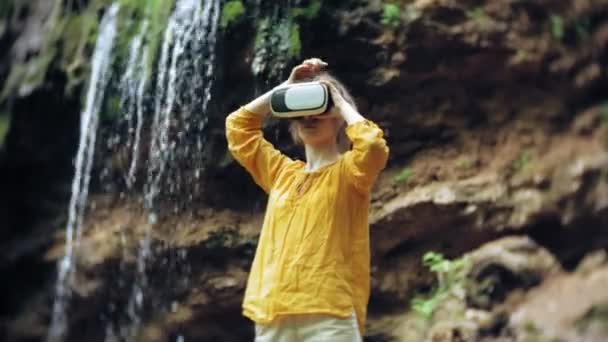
left=290, top=0, right=322, bottom=20
left=101, top=94, right=122, bottom=123
left=253, top=1, right=314, bottom=78
left=0, top=112, right=10, bottom=146
left=221, top=0, right=245, bottom=28
left=512, top=150, right=530, bottom=172
left=575, top=304, right=608, bottom=334
left=550, top=15, right=565, bottom=40
left=423, top=251, right=471, bottom=289
left=455, top=157, right=474, bottom=170
left=600, top=102, right=608, bottom=125
left=0, top=0, right=11, bottom=19
left=118, top=0, right=175, bottom=76
left=288, top=23, right=302, bottom=58
left=145, top=0, right=175, bottom=70
left=410, top=290, right=442, bottom=318
left=381, top=3, right=401, bottom=27
left=393, top=167, right=413, bottom=184
left=466, top=7, right=486, bottom=21
left=410, top=252, right=472, bottom=319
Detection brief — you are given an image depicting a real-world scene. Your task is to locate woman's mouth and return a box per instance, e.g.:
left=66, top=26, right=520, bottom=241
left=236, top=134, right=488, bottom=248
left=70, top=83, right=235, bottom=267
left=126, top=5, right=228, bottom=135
left=301, top=121, right=319, bottom=129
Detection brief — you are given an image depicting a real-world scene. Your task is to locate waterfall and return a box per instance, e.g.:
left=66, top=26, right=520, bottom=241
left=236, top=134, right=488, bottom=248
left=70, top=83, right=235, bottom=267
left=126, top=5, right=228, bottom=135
left=121, top=21, right=150, bottom=189
left=46, top=4, right=120, bottom=342
left=118, top=0, right=221, bottom=339
left=145, top=0, right=220, bottom=208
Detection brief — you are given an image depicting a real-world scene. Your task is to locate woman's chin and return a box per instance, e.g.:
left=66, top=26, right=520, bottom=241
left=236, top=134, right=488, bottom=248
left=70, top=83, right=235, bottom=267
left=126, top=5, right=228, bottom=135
left=301, top=137, right=334, bottom=148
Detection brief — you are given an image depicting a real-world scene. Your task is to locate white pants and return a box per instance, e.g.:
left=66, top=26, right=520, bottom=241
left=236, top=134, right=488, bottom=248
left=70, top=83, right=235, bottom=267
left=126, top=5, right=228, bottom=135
left=254, top=313, right=361, bottom=342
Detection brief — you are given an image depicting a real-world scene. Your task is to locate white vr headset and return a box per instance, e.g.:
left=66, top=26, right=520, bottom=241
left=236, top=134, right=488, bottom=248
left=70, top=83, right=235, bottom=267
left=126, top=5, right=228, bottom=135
left=270, top=82, right=333, bottom=118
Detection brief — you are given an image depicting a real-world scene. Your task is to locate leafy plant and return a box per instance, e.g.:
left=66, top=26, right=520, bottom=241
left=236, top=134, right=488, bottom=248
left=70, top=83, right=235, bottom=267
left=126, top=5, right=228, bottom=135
left=600, top=102, right=608, bottom=125
left=410, top=252, right=472, bottom=319
left=455, top=157, right=474, bottom=170
left=512, top=151, right=530, bottom=172
left=220, top=0, right=245, bottom=29
left=288, top=22, right=302, bottom=58
left=0, top=112, right=10, bottom=146
left=381, top=3, right=401, bottom=28
left=550, top=15, right=564, bottom=40
left=393, top=167, right=413, bottom=184
left=466, top=7, right=486, bottom=21
left=290, top=0, right=322, bottom=20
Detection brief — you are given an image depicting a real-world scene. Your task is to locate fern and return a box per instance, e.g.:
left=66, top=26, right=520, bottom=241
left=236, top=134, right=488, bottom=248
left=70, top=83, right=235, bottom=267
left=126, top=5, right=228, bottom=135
left=410, top=252, right=472, bottom=319
left=393, top=167, right=413, bottom=184
left=381, top=3, right=401, bottom=28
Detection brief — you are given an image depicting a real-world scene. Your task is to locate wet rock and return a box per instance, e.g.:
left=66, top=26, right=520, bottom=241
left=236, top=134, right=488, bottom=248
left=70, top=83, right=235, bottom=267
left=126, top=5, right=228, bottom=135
left=575, top=249, right=608, bottom=276
left=370, top=152, right=608, bottom=258
left=466, top=236, right=561, bottom=309
left=509, top=265, right=608, bottom=342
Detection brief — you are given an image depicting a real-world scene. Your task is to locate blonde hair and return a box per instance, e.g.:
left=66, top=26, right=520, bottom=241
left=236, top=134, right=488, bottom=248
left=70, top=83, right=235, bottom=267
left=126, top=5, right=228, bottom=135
left=289, top=72, right=356, bottom=153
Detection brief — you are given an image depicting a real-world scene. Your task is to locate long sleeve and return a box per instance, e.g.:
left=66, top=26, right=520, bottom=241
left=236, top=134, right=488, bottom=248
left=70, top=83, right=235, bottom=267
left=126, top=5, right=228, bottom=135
left=225, top=107, right=294, bottom=193
left=343, top=119, right=389, bottom=193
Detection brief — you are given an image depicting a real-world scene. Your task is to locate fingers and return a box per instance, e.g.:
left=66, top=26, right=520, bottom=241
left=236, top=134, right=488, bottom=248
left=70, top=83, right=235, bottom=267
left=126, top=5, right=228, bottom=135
left=287, top=57, right=328, bottom=83
left=293, top=64, right=311, bottom=77
left=302, top=58, right=328, bottom=73
left=320, top=80, right=341, bottom=99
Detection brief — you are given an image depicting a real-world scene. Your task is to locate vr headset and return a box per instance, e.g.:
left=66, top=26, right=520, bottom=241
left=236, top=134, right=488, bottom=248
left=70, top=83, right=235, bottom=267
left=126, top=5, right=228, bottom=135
left=270, top=82, right=333, bottom=118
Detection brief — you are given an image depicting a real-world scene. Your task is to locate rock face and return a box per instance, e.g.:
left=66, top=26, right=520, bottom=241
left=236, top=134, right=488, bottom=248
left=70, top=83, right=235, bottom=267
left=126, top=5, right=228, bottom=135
left=1, top=0, right=608, bottom=341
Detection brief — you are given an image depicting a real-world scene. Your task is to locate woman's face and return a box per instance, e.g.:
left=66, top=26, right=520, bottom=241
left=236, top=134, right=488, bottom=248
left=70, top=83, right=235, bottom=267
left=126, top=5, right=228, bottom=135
left=294, top=113, right=340, bottom=148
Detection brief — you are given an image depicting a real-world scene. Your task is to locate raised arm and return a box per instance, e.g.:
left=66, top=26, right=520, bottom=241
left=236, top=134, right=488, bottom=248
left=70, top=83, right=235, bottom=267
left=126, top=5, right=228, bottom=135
left=325, top=82, right=389, bottom=193
left=225, top=105, right=292, bottom=193
left=225, top=59, right=328, bottom=193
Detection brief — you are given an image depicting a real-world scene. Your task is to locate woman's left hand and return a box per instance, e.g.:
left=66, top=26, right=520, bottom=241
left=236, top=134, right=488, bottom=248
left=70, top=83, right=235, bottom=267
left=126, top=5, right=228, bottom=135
left=322, top=81, right=364, bottom=124
left=322, top=81, right=348, bottom=110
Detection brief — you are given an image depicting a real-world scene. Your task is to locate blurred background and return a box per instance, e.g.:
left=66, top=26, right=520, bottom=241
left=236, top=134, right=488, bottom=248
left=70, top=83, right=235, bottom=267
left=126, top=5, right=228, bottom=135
left=0, top=0, right=607, bottom=341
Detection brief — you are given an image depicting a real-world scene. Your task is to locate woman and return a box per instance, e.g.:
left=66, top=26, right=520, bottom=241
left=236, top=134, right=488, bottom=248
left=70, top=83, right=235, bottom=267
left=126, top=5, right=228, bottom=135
left=225, top=58, right=389, bottom=341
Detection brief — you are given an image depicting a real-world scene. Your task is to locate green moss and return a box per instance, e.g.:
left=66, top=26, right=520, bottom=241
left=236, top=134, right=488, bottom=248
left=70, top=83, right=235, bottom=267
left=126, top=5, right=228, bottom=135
left=0, top=1, right=10, bottom=18
left=140, top=0, right=175, bottom=77
left=576, top=304, right=608, bottom=335
left=551, top=15, right=565, bottom=40
left=455, top=157, right=474, bottom=170
left=290, top=0, right=322, bottom=20
left=512, top=150, right=530, bottom=172
left=466, top=7, right=486, bottom=21
left=381, top=3, right=401, bottom=27
left=0, top=1, right=10, bottom=36
left=465, top=6, right=490, bottom=29
left=101, top=94, right=122, bottom=123
left=288, top=22, right=301, bottom=58
left=220, top=0, right=245, bottom=29
left=600, top=102, right=608, bottom=125
left=393, top=167, right=413, bottom=184
left=0, top=112, right=10, bottom=146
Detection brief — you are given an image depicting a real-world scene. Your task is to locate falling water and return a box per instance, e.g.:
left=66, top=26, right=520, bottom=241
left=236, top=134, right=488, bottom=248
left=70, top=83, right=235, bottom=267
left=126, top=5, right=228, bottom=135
left=146, top=0, right=220, bottom=208
left=146, top=0, right=198, bottom=209
left=47, top=4, right=120, bottom=342
left=118, top=0, right=221, bottom=338
left=121, top=21, right=150, bottom=189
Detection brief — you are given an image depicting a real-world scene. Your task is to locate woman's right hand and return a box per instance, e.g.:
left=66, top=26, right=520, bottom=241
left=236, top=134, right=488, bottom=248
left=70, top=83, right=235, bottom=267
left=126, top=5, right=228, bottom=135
left=286, top=58, right=328, bottom=84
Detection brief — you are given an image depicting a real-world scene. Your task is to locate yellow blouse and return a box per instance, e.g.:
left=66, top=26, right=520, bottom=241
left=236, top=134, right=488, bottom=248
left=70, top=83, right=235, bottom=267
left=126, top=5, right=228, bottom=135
left=225, top=107, right=389, bottom=334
